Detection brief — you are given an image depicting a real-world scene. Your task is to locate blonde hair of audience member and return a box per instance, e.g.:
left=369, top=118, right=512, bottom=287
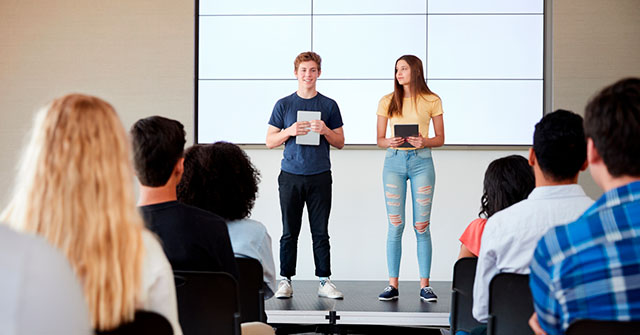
left=1, top=94, right=144, bottom=331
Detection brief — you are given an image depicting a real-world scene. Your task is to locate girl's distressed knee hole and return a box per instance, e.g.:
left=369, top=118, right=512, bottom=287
left=389, top=214, right=402, bottom=226
left=414, top=220, right=430, bottom=233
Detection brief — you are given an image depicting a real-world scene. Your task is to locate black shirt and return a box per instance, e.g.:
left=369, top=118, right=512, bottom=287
left=140, top=201, right=239, bottom=279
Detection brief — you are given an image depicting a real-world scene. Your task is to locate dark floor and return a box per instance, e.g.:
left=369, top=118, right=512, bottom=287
left=272, top=326, right=445, bottom=335
left=266, top=280, right=451, bottom=335
left=266, top=280, right=451, bottom=313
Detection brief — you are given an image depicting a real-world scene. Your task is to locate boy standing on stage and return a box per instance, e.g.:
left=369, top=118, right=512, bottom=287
left=266, top=51, right=345, bottom=299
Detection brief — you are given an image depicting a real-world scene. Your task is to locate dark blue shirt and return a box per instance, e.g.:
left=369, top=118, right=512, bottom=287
left=268, top=92, right=343, bottom=175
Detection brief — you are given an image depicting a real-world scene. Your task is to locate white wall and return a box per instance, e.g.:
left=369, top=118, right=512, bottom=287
left=1, top=0, right=638, bottom=282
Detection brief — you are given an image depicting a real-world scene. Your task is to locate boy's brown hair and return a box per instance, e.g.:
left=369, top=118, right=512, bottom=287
left=294, top=51, right=321, bottom=72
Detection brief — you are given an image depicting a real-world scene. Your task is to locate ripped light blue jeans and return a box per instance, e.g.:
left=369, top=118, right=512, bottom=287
left=383, top=147, right=435, bottom=279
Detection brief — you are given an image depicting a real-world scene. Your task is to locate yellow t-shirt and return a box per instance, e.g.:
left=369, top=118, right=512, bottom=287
left=376, top=93, right=443, bottom=150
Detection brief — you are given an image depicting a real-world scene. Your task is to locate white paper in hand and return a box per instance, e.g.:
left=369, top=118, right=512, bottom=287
left=296, top=111, right=321, bottom=146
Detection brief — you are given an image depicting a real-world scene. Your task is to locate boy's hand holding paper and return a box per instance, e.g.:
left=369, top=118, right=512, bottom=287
left=309, top=119, right=328, bottom=135
left=288, top=121, right=310, bottom=136
left=296, top=111, right=321, bottom=145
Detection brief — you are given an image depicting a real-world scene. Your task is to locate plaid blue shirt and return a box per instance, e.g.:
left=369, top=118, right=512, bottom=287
left=529, top=181, right=640, bottom=335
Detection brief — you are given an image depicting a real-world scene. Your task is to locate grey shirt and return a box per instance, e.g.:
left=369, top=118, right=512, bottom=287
left=0, top=224, right=91, bottom=335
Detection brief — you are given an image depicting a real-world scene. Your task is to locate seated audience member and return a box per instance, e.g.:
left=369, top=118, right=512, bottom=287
left=458, top=155, right=535, bottom=258
left=529, top=78, right=640, bottom=335
left=0, top=94, right=181, bottom=333
left=131, top=116, right=238, bottom=279
left=0, top=225, right=91, bottom=334
left=471, top=110, right=594, bottom=328
left=177, top=142, right=276, bottom=299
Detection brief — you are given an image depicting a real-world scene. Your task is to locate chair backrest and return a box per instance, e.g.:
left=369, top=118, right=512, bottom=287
left=487, top=273, right=533, bottom=335
left=566, top=319, right=640, bottom=335
left=174, top=271, right=241, bottom=335
left=450, top=257, right=484, bottom=334
left=96, top=310, right=173, bottom=335
left=235, top=257, right=267, bottom=323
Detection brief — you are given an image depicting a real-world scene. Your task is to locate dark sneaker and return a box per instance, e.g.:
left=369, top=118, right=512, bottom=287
left=378, top=285, right=399, bottom=301
left=420, top=286, right=438, bottom=302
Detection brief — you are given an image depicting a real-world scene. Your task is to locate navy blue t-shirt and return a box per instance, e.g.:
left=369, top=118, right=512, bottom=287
left=268, top=92, right=343, bottom=175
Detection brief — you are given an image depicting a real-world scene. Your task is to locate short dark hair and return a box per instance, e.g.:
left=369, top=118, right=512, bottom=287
left=585, top=78, right=640, bottom=177
left=177, top=142, right=260, bottom=221
left=480, top=155, right=535, bottom=218
left=130, top=116, right=186, bottom=187
left=533, top=109, right=587, bottom=182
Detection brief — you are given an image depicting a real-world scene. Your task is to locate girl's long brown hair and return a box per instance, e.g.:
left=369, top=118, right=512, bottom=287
left=387, top=55, right=437, bottom=118
left=2, top=94, right=144, bottom=331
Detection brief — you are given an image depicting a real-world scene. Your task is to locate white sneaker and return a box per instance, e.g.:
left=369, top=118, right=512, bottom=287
left=275, top=280, right=293, bottom=299
left=318, top=279, right=344, bottom=299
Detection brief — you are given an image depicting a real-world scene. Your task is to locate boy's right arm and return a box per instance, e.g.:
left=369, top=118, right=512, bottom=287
left=265, top=123, right=310, bottom=148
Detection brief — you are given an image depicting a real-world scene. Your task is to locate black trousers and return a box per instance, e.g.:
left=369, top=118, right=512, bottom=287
left=278, top=170, right=332, bottom=278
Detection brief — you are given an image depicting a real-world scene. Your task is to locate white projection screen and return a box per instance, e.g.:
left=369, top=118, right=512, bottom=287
left=196, top=0, right=545, bottom=146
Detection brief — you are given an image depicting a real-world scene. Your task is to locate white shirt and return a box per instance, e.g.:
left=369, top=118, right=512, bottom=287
left=472, top=185, right=594, bottom=323
left=139, top=231, right=183, bottom=335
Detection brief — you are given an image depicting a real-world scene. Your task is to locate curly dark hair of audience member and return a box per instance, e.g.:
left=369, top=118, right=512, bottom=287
left=479, top=155, right=535, bottom=218
left=585, top=77, right=640, bottom=177
left=177, top=142, right=260, bottom=221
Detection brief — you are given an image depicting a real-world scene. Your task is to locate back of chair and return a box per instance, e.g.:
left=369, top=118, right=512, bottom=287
left=450, top=257, right=483, bottom=334
left=487, top=273, right=533, bottom=335
left=236, top=257, right=267, bottom=323
left=174, top=271, right=241, bottom=335
left=566, top=319, right=640, bottom=335
left=96, top=310, right=173, bottom=335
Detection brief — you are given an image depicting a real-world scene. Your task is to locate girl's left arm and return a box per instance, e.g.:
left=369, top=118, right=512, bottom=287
left=407, top=114, right=444, bottom=148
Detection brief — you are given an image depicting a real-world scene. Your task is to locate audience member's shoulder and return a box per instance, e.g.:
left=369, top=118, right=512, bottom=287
left=0, top=225, right=80, bottom=285
left=176, top=202, right=226, bottom=225
left=536, top=213, right=588, bottom=264
left=142, top=229, right=166, bottom=253
left=570, top=184, right=595, bottom=202
left=483, top=198, right=528, bottom=229
left=468, top=217, right=487, bottom=228
left=139, top=200, right=180, bottom=214
left=0, top=225, right=92, bottom=334
left=1, top=224, right=60, bottom=259
left=232, top=218, right=268, bottom=233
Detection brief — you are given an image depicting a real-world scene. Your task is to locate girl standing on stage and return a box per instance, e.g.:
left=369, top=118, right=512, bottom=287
left=376, top=55, right=444, bottom=302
